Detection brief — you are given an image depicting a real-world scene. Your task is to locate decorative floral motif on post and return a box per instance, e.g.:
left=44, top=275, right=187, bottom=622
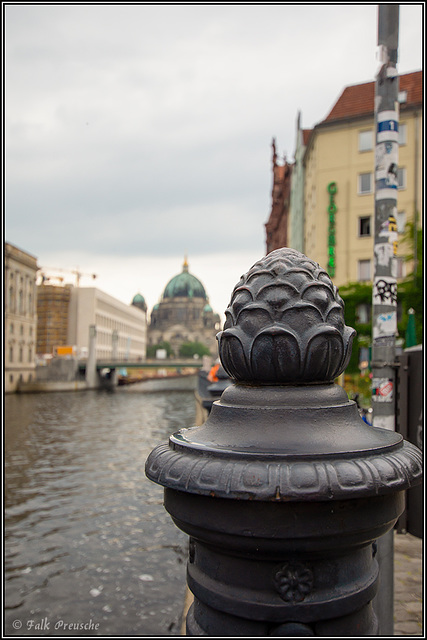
left=274, top=562, right=314, bottom=603
left=217, top=248, right=355, bottom=383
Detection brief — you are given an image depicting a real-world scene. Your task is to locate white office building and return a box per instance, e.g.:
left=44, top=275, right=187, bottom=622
left=67, top=287, right=147, bottom=361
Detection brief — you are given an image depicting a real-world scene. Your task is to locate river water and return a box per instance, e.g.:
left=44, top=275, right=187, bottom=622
left=5, top=385, right=197, bottom=636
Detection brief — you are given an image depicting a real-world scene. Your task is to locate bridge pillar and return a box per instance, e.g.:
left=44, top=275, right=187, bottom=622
left=110, top=329, right=119, bottom=386
left=85, top=324, right=98, bottom=389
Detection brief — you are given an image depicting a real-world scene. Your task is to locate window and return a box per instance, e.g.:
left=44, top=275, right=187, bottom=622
left=359, top=130, right=373, bottom=152
left=356, top=304, right=371, bottom=324
left=358, top=259, right=371, bottom=281
left=358, top=173, right=372, bottom=194
left=398, top=123, right=407, bottom=146
left=397, top=168, right=406, bottom=189
left=359, top=216, right=371, bottom=237
left=397, top=211, right=406, bottom=234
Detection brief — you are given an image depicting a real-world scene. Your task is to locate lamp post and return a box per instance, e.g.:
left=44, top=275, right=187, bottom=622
left=146, top=248, right=421, bottom=635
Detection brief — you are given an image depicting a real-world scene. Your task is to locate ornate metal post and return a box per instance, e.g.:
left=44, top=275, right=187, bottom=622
left=146, top=249, right=422, bottom=636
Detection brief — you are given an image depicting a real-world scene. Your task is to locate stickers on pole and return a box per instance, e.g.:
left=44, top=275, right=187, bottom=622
left=373, top=276, right=397, bottom=306
left=374, top=243, right=395, bottom=269
left=376, top=112, right=399, bottom=200
left=377, top=111, right=399, bottom=142
left=378, top=214, right=398, bottom=255
left=372, top=378, right=394, bottom=403
left=373, top=310, right=397, bottom=339
left=375, top=139, right=398, bottom=200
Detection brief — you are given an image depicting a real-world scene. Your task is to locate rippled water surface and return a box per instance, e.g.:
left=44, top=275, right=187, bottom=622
left=5, top=388, right=197, bottom=636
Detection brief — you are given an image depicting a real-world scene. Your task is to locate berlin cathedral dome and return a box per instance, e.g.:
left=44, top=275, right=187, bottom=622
left=163, top=267, right=207, bottom=300
left=148, top=258, right=221, bottom=357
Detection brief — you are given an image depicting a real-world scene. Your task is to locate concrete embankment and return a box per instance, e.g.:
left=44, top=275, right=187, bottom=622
left=17, top=357, right=90, bottom=393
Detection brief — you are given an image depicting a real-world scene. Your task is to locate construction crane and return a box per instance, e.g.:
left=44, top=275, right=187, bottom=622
left=38, top=267, right=97, bottom=287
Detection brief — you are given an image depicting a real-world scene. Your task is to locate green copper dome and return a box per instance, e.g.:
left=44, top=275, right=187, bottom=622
left=132, top=293, right=146, bottom=305
left=163, top=258, right=207, bottom=300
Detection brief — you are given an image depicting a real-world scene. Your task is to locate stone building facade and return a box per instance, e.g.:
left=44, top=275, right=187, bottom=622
left=4, top=242, right=38, bottom=392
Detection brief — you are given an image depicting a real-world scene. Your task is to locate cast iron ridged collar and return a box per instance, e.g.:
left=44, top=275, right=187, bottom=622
left=146, top=248, right=422, bottom=501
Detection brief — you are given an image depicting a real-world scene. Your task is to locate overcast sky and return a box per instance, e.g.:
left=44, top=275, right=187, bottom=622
left=5, top=3, right=423, bottom=320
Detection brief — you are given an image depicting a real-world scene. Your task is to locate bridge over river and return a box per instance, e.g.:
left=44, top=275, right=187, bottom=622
left=77, top=359, right=204, bottom=372
left=75, top=358, right=207, bottom=392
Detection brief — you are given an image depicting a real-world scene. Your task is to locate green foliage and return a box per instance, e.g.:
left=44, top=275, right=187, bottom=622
left=344, top=372, right=372, bottom=408
left=398, top=220, right=423, bottom=345
left=146, top=341, right=174, bottom=358
left=339, top=221, right=423, bottom=371
left=178, top=341, right=211, bottom=358
left=338, top=281, right=372, bottom=373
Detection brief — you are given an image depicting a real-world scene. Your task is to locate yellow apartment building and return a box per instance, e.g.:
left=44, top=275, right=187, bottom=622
left=303, top=71, right=422, bottom=288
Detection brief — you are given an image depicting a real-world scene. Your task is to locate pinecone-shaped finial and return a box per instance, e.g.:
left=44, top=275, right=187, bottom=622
left=217, top=248, right=355, bottom=383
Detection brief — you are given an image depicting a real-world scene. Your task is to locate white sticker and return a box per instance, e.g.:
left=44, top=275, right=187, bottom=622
left=375, top=141, right=398, bottom=177
left=372, top=378, right=394, bottom=402
left=374, top=243, right=394, bottom=267
left=373, top=311, right=397, bottom=339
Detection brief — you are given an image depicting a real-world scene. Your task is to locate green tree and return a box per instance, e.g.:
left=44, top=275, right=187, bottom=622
left=398, top=218, right=423, bottom=345
left=178, top=341, right=211, bottom=358
left=146, top=341, right=174, bottom=358
left=338, top=281, right=372, bottom=373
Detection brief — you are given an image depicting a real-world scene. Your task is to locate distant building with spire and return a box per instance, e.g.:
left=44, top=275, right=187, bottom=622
left=265, top=138, right=293, bottom=254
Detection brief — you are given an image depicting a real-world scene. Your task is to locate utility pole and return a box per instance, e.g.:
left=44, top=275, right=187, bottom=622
left=371, top=5, right=400, bottom=635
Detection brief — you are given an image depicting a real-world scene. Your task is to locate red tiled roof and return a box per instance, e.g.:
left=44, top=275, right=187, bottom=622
left=323, top=70, right=422, bottom=123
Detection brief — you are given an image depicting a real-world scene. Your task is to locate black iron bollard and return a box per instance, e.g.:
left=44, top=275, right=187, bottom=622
left=146, top=248, right=422, bottom=636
